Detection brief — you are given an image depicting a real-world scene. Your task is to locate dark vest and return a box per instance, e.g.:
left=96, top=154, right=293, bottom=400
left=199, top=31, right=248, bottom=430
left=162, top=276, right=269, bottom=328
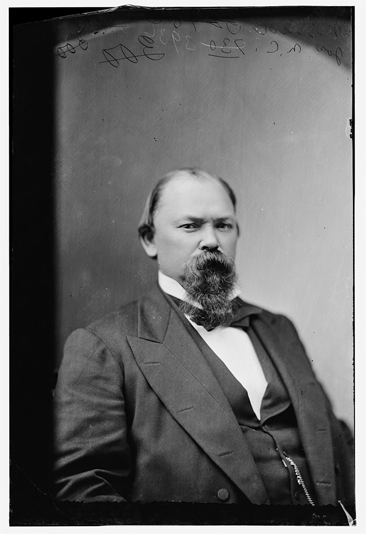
left=165, top=293, right=316, bottom=505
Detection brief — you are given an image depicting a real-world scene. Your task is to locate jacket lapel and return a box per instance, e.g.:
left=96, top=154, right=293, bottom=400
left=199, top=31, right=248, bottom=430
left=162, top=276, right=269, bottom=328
left=251, top=316, right=337, bottom=505
left=127, top=286, right=269, bottom=504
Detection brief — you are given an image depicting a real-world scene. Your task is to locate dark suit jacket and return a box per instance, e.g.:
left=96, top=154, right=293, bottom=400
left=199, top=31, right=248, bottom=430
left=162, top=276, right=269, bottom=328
left=54, top=285, right=354, bottom=505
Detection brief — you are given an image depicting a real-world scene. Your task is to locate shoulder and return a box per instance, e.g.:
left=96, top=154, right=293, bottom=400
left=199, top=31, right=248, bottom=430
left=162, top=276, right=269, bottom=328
left=60, top=299, right=140, bottom=370
left=259, top=308, right=297, bottom=332
left=64, top=296, right=140, bottom=355
left=239, top=298, right=302, bottom=341
left=67, top=285, right=168, bottom=355
left=86, top=299, right=140, bottom=338
left=239, top=297, right=295, bottom=326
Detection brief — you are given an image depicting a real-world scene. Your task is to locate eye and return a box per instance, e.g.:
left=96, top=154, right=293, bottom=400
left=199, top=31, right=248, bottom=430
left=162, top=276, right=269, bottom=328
left=216, top=222, right=233, bottom=230
left=178, top=223, right=199, bottom=230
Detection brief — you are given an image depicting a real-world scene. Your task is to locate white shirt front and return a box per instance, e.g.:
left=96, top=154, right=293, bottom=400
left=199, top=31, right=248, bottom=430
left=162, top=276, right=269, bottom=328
left=158, top=271, right=268, bottom=419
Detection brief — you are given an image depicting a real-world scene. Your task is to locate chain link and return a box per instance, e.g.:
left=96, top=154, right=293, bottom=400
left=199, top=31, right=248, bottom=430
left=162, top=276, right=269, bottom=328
left=283, top=452, right=315, bottom=506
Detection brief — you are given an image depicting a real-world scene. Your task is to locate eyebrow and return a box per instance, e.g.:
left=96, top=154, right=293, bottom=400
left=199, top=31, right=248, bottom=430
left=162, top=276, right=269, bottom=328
left=174, top=216, right=235, bottom=224
left=175, top=216, right=203, bottom=224
left=215, top=217, right=235, bottom=223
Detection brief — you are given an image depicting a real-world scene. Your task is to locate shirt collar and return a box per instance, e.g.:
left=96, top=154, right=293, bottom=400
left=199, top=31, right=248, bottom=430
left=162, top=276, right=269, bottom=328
left=158, top=271, right=241, bottom=309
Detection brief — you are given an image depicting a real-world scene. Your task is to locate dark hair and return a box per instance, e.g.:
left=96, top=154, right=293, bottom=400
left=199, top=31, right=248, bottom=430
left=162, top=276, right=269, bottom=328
left=138, top=168, right=238, bottom=241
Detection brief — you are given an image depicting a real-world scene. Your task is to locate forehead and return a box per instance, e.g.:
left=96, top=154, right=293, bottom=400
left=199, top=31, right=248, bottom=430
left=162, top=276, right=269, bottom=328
left=157, top=174, right=235, bottom=218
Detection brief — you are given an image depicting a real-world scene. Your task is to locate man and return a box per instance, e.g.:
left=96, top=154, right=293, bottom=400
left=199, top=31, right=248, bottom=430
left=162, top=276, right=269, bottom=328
left=54, top=168, right=354, bottom=506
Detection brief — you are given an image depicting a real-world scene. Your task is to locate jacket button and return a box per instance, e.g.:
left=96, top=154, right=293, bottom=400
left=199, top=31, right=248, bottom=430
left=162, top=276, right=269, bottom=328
left=217, top=488, right=230, bottom=501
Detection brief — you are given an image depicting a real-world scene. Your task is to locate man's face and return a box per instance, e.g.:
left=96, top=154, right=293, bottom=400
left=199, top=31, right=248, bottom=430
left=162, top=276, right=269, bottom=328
left=142, top=173, right=239, bottom=285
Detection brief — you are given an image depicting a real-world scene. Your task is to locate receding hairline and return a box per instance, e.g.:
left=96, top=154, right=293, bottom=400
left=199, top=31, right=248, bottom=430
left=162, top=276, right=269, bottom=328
left=158, top=169, right=234, bottom=207
left=163, top=168, right=221, bottom=183
left=137, top=167, right=238, bottom=240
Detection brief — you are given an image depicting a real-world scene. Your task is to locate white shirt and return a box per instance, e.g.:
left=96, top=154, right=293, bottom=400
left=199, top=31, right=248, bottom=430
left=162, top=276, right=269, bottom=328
left=158, top=271, right=268, bottom=419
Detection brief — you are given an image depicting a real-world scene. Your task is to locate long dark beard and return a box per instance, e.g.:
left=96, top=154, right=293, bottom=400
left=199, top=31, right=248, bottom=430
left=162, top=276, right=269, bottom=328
left=180, top=251, right=239, bottom=330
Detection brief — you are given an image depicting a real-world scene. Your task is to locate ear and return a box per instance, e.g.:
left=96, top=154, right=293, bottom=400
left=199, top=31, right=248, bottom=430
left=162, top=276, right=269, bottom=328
left=140, top=232, right=158, bottom=259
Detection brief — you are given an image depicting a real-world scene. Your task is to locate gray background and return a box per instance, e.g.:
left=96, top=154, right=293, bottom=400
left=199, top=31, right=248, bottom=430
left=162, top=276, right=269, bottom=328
left=54, top=10, right=353, bottom=428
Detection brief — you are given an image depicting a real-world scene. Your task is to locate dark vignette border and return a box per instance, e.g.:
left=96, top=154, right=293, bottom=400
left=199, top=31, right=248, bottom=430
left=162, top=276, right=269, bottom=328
left=10, top=6, right=354, bottom=526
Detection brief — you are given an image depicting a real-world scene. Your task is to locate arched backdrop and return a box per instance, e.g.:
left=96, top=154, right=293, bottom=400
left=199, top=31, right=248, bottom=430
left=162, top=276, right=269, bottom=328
left=54, top=8, right=353, bottom=428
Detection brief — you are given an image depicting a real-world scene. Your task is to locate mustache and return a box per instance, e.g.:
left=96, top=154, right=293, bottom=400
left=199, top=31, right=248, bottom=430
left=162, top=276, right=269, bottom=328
left=186, top=250, right=235, bottom=273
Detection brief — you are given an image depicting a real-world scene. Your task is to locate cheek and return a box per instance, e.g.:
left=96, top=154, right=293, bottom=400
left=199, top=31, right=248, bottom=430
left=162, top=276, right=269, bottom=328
left=156, top=231, right=201, bottom=262
left=156, top=236, right=187, bottom=265
left=224, top=235, right=238, bottom=258
left=161, top=232, right=195, bottom=251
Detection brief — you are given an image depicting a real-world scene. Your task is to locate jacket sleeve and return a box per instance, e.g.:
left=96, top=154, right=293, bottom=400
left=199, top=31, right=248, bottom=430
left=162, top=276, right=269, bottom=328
left=278, top=314, right=355, bottom=504
left=53, top=328, right=132, bottom=502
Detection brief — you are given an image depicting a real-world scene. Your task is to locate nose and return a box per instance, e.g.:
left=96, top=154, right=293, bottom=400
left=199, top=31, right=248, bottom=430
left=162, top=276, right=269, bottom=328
left=199, top=224, right=220, bottom=251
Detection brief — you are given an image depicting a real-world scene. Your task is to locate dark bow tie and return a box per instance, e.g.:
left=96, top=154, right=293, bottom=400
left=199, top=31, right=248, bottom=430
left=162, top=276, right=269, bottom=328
left=168, top=295, right=250, bottom=331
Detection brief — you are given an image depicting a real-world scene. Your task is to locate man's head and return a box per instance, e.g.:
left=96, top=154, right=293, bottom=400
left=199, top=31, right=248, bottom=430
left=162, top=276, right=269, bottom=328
left=138, top=168, right=240, bottom=329
left=138, top=168, right=239, bottom=283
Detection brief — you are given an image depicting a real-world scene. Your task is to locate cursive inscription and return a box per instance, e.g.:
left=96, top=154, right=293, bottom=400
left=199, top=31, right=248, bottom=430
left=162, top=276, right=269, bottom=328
left=57, top=38, right=88, bottom=58
left=316, top=44, right=343, bottom=66
left=100, top=35, right=164, bottom=67
left=55, top=17, right=349, bottom=68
